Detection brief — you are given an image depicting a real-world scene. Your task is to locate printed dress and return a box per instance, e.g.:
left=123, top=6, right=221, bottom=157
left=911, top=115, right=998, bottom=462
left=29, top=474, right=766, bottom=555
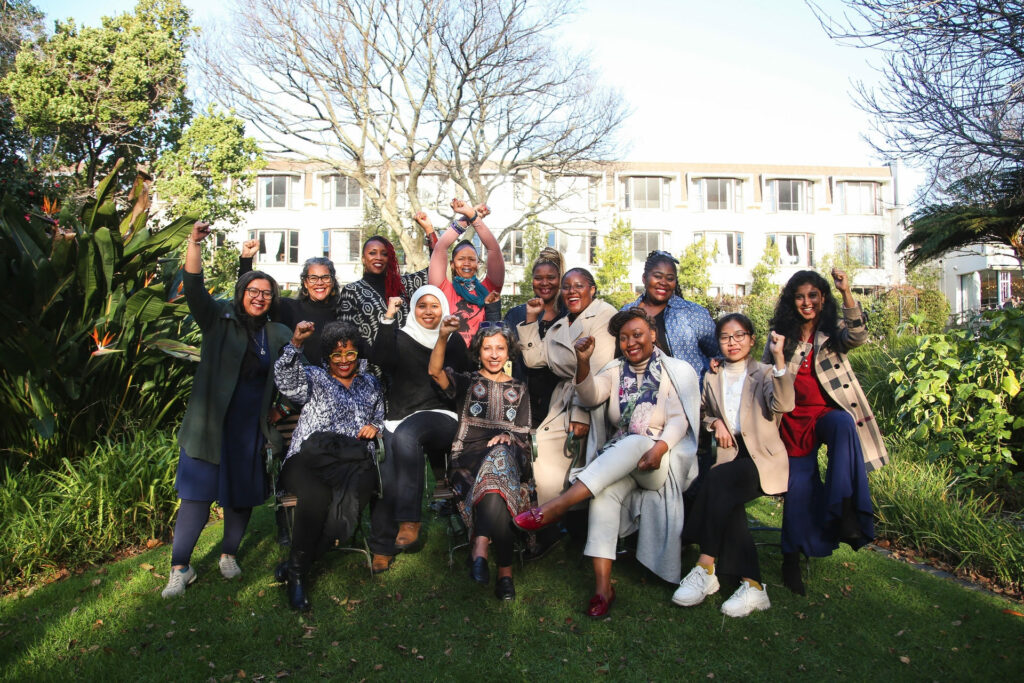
left=443, top=370, right=534, bottom=533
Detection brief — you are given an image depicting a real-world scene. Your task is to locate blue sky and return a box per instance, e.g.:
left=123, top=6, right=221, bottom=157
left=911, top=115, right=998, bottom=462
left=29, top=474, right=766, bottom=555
left=36, top=0, right=896, bottom=171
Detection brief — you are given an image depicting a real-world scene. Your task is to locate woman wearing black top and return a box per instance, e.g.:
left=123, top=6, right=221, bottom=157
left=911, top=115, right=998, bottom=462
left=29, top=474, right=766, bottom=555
left=240, top=241, right=340, bottom=367
left=366, top=285, right=469, bottom=572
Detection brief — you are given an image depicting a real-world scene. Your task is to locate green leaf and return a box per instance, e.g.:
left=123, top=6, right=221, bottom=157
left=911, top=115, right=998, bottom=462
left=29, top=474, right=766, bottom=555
left=150, top=338, right=200, bottom=362
left=125, top=288, right=167, bottom=324
left=94, top=228, right=116, bottom=295
left=1001, top=373, right=1020, bottom=397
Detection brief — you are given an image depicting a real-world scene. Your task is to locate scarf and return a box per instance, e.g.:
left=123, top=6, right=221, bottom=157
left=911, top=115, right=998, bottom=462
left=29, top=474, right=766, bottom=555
left=613, top=347, right=664, bottom=441
left=401, top=285, right=450, bottom=349
left=453, top=275, right=488, bottom=306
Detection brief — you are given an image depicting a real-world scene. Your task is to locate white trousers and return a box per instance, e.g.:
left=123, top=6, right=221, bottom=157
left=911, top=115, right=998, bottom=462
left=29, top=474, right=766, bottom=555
left=577, top=434, right=668, bottom=560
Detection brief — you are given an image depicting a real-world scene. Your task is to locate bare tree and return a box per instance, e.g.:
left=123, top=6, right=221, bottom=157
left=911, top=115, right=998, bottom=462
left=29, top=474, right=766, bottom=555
left=198, top=0, right=627, bottom=268
left=811, top=1, right=1024, bottom=198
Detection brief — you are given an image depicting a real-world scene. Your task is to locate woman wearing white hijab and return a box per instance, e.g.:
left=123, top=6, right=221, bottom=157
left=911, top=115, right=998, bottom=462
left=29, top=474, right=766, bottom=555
left=366, top=285, right=470, bottom=571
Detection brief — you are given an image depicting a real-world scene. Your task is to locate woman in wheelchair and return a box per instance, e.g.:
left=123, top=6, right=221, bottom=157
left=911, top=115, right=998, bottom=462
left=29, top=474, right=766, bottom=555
left=273, top=321, right=385, bottom=611
left=429, top=317, right=532, bottom=601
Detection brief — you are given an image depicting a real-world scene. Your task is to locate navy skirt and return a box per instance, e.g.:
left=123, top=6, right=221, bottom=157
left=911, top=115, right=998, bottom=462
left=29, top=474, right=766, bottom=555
left=175, top=367, right=270, bottom=508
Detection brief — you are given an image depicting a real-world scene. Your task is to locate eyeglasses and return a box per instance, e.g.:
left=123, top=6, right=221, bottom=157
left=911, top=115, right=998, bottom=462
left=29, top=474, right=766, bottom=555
left=328, top=350, right=359, bottom=362
left=561, top=283, right=591, bottom=293
left=244, top=287, right=272, bottom=300
left=718, top=331, right=750, bottom=343
left=304, top=274, right=332, bottom=284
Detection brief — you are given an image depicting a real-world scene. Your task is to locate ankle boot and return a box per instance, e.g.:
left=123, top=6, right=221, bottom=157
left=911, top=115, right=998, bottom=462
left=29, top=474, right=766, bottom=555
left=274, top=560, right=288, bottom=584
left=782, top=552, right=805, bottom=596
left=287, top=550, right=311, bottom=611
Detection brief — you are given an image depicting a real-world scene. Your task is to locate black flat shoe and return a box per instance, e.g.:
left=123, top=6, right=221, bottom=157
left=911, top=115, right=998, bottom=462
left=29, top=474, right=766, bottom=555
left=470, top=556, right=490, bottom=585
left=494, top=576, right=515, bottom=601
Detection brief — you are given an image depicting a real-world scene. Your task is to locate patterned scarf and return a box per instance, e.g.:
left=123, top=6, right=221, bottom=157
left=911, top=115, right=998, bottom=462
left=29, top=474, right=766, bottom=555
left=453, top=275, right=488, bottom=306
left=613, top=348, right=664, bottom=441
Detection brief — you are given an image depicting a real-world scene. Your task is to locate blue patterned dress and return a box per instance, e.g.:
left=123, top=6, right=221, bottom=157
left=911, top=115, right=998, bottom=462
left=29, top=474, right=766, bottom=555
left=443, top=370, right=534, bottom=533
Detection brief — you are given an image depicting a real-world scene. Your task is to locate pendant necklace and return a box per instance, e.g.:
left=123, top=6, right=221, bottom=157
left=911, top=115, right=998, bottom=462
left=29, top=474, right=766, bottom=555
left=254, top=327, right=267, bottom=357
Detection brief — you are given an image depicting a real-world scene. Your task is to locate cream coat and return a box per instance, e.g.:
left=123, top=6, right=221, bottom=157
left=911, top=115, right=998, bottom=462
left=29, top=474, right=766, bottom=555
left=517, top=298, right=617, bottom=503
left=702, top=356, right=795, bottom=495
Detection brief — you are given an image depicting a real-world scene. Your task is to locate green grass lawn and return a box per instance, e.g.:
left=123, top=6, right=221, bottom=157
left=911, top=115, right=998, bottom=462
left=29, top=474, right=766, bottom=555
left=2, top=500, right=1022, bottom=682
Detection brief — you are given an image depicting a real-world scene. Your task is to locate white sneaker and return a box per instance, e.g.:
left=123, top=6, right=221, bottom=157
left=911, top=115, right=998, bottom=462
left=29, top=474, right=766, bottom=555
left=671, top=565, right=720, bottom=607
left=721, top=581, right=771, bottom=618
left=161, top=566, right=197, bottom=598
left=219, top=555, right=242, bottom=579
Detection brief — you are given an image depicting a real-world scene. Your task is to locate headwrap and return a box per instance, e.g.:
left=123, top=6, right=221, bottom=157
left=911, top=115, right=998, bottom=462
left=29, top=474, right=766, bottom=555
left=401, top=285, right=450, bottom=349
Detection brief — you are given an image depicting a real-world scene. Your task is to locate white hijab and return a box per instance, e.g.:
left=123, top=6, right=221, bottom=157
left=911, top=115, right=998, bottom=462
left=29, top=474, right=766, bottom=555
left=401, top=285, right=450, bottom=349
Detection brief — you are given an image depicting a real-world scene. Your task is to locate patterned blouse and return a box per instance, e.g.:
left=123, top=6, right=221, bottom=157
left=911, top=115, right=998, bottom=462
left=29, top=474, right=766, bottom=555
left=336, top=270, right=428, bottom=346
left=274, top=344, right=385, bottom=460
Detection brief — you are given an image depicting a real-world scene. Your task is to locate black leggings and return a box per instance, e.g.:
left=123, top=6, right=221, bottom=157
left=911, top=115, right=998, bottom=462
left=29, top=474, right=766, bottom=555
left=474, top=493, right=516, bottom=567
left=682, top=453, right=764, bottom=582
left=170, top=500, right=252, bottom=567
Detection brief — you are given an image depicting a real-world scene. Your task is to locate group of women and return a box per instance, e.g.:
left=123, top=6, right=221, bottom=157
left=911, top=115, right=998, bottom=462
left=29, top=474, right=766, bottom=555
left=163, top=201, right=887, bottom=619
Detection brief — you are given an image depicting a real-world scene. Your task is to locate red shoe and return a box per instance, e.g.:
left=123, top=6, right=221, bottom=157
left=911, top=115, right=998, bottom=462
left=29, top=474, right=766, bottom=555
left=513, top=507, right=549, bottom=531
left=586, top=589, right=616, bottom=618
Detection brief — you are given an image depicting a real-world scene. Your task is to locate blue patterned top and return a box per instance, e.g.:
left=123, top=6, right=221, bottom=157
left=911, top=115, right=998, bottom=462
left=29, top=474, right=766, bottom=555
left=274, top=344, right=385, bottom=459
left=622, top=295, right=719, bottom=388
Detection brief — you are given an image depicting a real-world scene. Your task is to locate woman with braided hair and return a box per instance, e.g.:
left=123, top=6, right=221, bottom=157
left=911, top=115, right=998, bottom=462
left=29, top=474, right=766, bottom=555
left=337, top=235, right=429, bottom=347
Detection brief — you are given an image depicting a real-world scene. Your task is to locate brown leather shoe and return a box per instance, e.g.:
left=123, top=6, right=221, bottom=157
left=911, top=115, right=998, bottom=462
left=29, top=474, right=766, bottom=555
left=394, top=522, right=422, bottom=550
left=371, top=554, right=394, bottom=575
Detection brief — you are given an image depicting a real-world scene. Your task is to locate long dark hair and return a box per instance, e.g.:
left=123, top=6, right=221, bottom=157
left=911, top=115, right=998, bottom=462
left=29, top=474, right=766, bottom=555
left=299, top=256, right=339, bottom=303
left=234, top=270, right=280, bottom=330
left=363, top=236, right=405, bottom=300
left=770, top=270, right=838, bottom=359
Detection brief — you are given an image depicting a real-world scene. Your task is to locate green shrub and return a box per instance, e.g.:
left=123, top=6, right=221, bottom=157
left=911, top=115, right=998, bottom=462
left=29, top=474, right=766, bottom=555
left=888, top=307, right=1024, bottom=495
left=0, top=429, right=180, bottom=589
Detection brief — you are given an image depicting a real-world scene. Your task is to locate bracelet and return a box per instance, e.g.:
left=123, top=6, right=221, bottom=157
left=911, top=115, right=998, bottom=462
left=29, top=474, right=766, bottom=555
left=448, top=219, right=466, bottom=235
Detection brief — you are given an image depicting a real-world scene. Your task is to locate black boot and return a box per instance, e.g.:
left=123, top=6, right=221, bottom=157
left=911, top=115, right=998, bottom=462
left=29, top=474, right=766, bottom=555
left=274, top=560, right=288, bottom=584
left=782, top=552, right=805, bottom=596
left=287, top=550, right=311, bottom=611
left=275, top=507, right=291, bottom=546
left=839, top=497, right=868, bottom=549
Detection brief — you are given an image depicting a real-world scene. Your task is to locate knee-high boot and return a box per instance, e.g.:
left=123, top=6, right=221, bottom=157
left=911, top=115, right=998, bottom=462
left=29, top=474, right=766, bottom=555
left=287, top=549, right=312, bottom=611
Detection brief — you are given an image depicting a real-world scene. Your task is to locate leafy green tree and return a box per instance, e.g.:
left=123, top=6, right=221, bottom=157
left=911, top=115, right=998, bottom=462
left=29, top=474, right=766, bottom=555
left=898, top=168, right=1024, bottom=270
left=2, top=0, right=195, bottom=190
left=676, top=237, right=712, bottom=304
left=743, top=241, right=781, bottom=340
left=517, top=218, right=545, bottom=295
left=152, top=107, right=264, bottom=227
left=594, top=217, right=633, bottom=308
left=0, top=0, right=45, bottom=206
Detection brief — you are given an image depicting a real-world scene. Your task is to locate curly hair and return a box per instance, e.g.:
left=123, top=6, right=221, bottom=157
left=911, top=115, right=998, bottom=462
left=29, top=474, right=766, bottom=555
left=319, top=321, right=368, bottom=366
left=298, top=257, right=339, bottom=303
left=770, top=270, right=838, bottom=359
left=363, top=236, right=405, bottom=300
left=607, top=307, right=656, bottom=338
left=468, top=324, right=518, bottom=369
left=234, top=270, right=280, bottom=329
left=642, top=250, right=683, bottom=298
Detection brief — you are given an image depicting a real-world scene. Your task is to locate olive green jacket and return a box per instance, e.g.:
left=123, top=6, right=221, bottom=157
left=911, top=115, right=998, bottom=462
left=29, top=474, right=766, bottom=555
left=177, top=271, right=291, bottom=465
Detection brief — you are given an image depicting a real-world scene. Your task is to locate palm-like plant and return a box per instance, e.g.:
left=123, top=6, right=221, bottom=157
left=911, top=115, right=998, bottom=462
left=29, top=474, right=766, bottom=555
left=899, top=169, right=1024, bottom=269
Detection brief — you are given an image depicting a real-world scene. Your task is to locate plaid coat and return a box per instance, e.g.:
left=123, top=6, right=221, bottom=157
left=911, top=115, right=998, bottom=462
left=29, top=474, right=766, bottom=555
left=765, top=303, right=888, bottom=473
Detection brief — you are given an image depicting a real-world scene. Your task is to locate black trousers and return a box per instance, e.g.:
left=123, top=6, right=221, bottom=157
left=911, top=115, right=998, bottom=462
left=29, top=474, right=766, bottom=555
left=474, top=493, right=516, bottom=567
left=682, top=449, right=765, bottom=582
left=369, top=412, right=456, bottom=554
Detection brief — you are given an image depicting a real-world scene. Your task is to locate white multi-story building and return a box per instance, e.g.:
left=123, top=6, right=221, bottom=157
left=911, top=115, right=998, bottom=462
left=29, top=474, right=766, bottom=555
left=939, top=246, right=1024, bottom=320
left=229, top=160, right=907, bottom=296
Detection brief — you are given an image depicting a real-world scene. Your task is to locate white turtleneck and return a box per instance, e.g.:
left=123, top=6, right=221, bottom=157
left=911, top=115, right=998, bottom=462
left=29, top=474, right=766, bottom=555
left=720, top=359, right=747, bottom=435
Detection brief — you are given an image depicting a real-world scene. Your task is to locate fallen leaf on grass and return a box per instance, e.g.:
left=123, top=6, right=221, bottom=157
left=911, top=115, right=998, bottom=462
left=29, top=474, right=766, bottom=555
left=373, top=664, right=383, bottom=671
left=1002, top=609, right=1024, bottom=617
left=899, top=656, right=910, bottom=664
left=275, top=670, right=289, bottom=678
left=92, top=619, right=103, bottom=629
left=146, top=539, right=161, bottom=549
left=140, top=563, right=155, bottom=571
left=165, top=631, right=174, bottom=639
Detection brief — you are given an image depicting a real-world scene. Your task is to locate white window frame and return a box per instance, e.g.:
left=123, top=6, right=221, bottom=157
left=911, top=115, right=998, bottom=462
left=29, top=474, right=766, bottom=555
left=702, top=177, right=742, bottom=212
left=622, top=176, right=669, bottom=211
left=632, top=230, right=662, bottom=262
left=838, top=181, right=881, bottom=215
left=697, top=231, right=743, bottom=266
left=249, top=228, right=300, bottom=264
left=835, top=233, right=884, bottom=269
left=769, top=179, right=813, bottom=213
left=767, top=233, right=815, bottom=267
left=321, top=174, right=362, bottom=210
left=501, top=229, right=526, bottom=265
left=322, top=228, right=362, bottom=263
left=259, top=175, right=291, bottom=209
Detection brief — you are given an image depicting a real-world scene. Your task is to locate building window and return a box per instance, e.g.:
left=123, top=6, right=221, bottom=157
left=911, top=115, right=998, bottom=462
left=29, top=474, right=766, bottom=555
left=588, top=177, right=599, bottom=211
left=622, top=176, right=666, bottom=210
left=588, top=230, right=599, bottom=264
left=839, top=181, right=880, bottom=215
left=260, top=175, right=290, bottom=209
left=249, top=229, right=299, bottom=264
left=546, top=230, right=569, bottom=255
left=551, top=175, right=600, bottom=212
left=501, top=230, right=525, bottom=265
left=698, top=232, right=743, bottom=266
left=322, top=229, right=361, bottom=263
left=767, top=233, right=814, bottom=267
left=708, top=284, right=746, bottom=297
left=835, top=233, right=884, bottom=269
left=322, top=175, right=361, bottom=209
left=633, top=231, right=662, bottom=262
left=702, top=178, right=741, bottom=211
left=770, top=179, right=812, bottom=213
